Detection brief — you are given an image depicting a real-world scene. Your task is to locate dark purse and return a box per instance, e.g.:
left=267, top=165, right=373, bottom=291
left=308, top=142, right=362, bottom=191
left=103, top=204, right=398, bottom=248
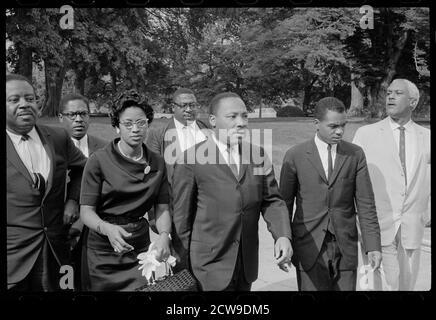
left=136, top=263, right=199, bottom=292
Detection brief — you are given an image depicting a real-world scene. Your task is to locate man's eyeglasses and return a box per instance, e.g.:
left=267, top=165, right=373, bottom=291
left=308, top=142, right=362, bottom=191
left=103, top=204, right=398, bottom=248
left=172, top=102, right=200, bottom=109
left=62, top=111, right=90, bottom=120
left=119, top=119, right=148, bottom=130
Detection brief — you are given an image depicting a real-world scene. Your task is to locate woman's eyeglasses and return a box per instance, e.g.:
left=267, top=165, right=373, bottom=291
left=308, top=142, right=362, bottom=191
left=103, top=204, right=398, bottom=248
left=119, top=119, right=148, bottom=130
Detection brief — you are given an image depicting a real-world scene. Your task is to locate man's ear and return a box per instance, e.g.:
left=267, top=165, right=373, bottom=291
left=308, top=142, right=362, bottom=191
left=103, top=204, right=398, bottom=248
left=209, top=114, right=216, bottom=128
left=58, top=113, right=64, bottom=122
left=410, top=98, right=418, bottom=111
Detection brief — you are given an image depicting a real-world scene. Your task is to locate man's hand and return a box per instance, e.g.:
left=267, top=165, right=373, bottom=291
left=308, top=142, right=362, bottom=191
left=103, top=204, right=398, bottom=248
left=367, top=251, right=382, bottom=270
left=274, top=237, right=293, bottom=272
left=63, top=199, right=79, bottom=225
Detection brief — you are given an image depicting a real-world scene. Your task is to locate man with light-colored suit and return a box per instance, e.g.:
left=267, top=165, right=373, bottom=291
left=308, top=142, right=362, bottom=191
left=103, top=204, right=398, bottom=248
left=6, top=74, right=87, bottom=291
left=172, top=92, right=293, bottom=291
left=280, top=97, right=381, bottom=291
left=353, top=79, right=430, bottom=290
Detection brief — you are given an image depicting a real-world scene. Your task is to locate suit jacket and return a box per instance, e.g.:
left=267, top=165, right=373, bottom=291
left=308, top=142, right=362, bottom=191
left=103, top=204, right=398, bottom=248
left=279, top=139, right=381, bottom=271
left=353, top=117, right=430, bottom=249
left=7, top=124, right=87, bottom=285
left=87, top=134, right=108, bottom=155
left=146, top=117, right=210, bottom=187
left=69, top=134, right=108, bottom=232
left=172, top=138, right=292, bottom=291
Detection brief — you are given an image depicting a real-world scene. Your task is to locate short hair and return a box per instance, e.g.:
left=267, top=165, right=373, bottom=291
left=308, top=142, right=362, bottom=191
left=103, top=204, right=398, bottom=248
left=59, top=93, right=90, bottom=113
left=6, top=74, right=35, bottom=92
left=391, top=79, right=420, bottom=103
left=172, top=88, right=195, bottom=102
left=209, top=92, right=242, bottom=115
left=314, top=97, right=345, bottom=120
left=109, top=89, right=154, bottom=127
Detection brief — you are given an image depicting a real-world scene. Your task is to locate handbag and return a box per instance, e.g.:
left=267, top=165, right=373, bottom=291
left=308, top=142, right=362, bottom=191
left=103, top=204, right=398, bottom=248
left=136, top=262, right=199, bottom=292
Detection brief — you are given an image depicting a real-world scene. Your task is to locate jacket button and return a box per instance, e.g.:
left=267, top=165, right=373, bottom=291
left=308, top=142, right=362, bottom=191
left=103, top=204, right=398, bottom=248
left=43, top=227, right=48, bottom=232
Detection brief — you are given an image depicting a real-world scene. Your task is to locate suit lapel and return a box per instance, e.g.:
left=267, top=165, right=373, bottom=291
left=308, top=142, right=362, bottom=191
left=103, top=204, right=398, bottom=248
left=380, top=118, right=403, bottom=173
left=88, top=135, right=96, bottom=155
left=407, top=123, right=425, bottom=192
left=6, top=134, right=34, bottom=183
left=36, top=125, right=55, bottom=199
left=306, top=139, right=328, bottom=184
left=329, top=141, right=348, bottom=186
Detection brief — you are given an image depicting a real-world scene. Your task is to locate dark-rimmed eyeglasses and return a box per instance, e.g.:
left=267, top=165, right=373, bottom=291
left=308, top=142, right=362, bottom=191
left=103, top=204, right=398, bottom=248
left=61, top=111, right=90, bottom=120
left=119, top=119, right=148, bottom=130
left=172, top=102, right=200, bottom=109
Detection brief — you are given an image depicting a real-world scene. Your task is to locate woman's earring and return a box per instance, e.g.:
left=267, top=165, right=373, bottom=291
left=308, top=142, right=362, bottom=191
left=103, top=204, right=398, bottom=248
left=116, top=127, right=120, bottom=134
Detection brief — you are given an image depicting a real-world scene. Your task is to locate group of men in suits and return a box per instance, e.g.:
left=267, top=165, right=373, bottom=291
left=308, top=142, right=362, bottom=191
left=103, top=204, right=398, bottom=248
left=7, top=73, right=429, bottom=292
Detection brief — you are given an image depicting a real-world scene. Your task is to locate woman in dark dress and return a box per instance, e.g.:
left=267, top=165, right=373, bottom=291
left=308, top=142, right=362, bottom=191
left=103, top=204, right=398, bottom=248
left=80, top=90, right=172, bottom=291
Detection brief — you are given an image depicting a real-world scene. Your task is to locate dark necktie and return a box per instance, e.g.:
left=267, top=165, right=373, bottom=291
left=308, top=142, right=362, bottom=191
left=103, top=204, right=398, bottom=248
left=21, top=134, right=46, bottom=195
left=228, top=148, right=239, bottom=178
left=399, top=126, right=407, bottom=185
left=327, top=144, right=333, bottom=182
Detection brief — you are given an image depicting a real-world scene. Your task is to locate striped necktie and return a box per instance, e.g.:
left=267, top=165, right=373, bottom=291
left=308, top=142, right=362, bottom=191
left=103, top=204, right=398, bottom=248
left=21, top=134, right=46, bottom=195
left=399, top=126, right=407, bottom=185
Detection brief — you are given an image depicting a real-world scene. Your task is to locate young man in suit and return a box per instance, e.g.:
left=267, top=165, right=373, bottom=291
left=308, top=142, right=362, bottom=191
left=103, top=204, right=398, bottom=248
left=279, top=97, right=382, bottom=291
left=353, top=79, right=430, bottom=290
left=58, top=93, right=108, bottom=290
left=146, top=88, right=209, bottom=269
left=171, top=92, right=293, bottom=291
left=6, top=74, right=87, bottom=291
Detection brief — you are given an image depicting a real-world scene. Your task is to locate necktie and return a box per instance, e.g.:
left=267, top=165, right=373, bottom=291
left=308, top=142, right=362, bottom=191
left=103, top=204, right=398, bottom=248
left=399, top=126, right=407, bottom=185
left=182, top=126, right=195, bottom=151
left=21, top=134, right=46, bottom=195
left=227, top=145, right=239, bottom=178
left=327, top=144, right=333, bottom=182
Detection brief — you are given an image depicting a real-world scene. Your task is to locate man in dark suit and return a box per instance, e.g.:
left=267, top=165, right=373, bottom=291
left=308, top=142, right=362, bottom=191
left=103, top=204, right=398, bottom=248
left=146, top=88, right=209, bottom=267
left=279, top=97, right=382, bottom=291
left=172, top=92, right=293, bottom=291
left=58, top=93, right=107, bottom=290
left=6, top=74, right=87, bottom=291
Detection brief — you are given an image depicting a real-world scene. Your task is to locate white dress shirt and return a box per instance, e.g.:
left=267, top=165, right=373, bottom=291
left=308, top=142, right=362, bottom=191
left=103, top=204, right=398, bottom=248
left=212, top=135, right=240, bottom=173
left=388, top=117, right=416, bottom=180
left=7, top=127, right=51, bottom=181
left=314, top=133, right=337, bottom=180
left=174, top=119, right=207, bottom=152
left=72, top=134, right=89, bottom=158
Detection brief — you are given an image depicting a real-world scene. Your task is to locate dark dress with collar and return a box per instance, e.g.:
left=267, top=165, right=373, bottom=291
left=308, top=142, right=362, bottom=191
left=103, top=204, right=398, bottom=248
left=80, top=138, right=169, bottom=291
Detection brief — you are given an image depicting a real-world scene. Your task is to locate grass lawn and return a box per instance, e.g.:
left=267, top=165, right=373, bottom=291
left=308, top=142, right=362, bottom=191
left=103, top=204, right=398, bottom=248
left=40, top=116, right=430, bottom=179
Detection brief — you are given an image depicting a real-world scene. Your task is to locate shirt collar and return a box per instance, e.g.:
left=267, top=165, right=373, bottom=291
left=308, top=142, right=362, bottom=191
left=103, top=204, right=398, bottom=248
left=314, top=132, right=337, bottom=151
left=388, top=117, right=414, bottom=131
left=174, top=118, right=197, bottom=130
left=212, top=134, right=237, bottom=154
left=72, top=134, right=88, bottom=144
left=7, top=127, right=38, bottom=144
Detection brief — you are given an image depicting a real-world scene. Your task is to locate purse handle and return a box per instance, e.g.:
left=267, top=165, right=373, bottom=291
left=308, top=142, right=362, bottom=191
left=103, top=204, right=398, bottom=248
left=150, top=260, right=174, bottom=285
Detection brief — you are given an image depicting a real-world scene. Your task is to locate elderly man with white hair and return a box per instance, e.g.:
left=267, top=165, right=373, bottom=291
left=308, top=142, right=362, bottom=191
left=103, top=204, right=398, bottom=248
left=353, top=78, right=430, bottom=290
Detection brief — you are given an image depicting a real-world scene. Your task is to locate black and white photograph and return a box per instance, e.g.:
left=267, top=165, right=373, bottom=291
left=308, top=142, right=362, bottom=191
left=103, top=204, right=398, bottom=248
left=5, top=2, right=431, bottom=297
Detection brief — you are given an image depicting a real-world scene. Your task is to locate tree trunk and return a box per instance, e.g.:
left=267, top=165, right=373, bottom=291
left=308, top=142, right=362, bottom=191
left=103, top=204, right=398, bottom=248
left=75, top=70, right=86, bottom=95
left=371, top=30, right=410, bottom=118
left=43, top=61, right=67, bottom=117
left=348, top=77, right=364, bottom=116
left=16, top=45, right=33, bottom=79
